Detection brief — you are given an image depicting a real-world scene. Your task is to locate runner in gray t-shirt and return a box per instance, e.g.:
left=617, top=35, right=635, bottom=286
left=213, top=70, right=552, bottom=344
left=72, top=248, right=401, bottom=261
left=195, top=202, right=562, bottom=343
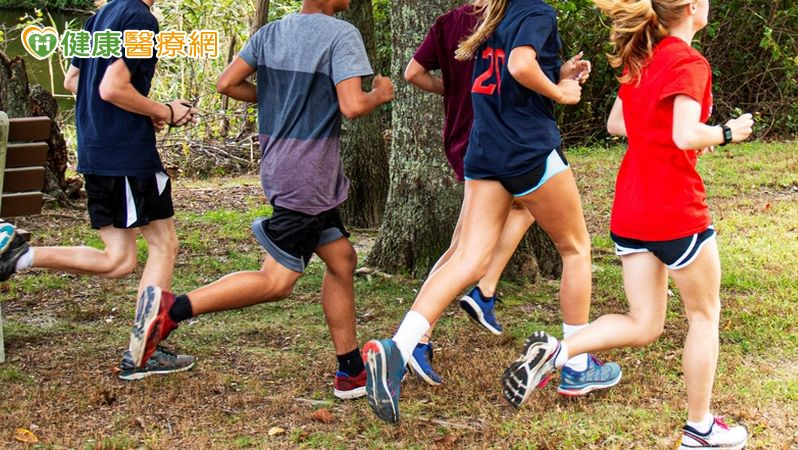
left=125, top=0, right=393, bottom=400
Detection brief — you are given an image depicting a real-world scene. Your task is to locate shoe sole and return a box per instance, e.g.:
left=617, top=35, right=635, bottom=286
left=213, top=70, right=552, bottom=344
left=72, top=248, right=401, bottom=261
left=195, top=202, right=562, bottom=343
left=362, top=340, right=399, bottom=423
left=333, top=386, right=367, bottom=400
left=129, top=286, right=163, bottom=368
left=502, top=334, right=557, bottom=408
left=407, top=356, right=442, bottom=386
left=677, top=438, right=747, bottom=450
left=0, top=238, right=29, bottom=282
left=0, top=223, right=16, bottom=254
left=118, top=360, right=195, bottom=381
left=459, top=295, right=502, bottom=335
left=556, top=369, right=623, bottom=397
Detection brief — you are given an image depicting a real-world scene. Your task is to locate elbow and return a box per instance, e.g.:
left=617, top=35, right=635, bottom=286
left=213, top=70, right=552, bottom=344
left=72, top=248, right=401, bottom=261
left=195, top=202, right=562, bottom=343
left=607, top=121, right=622, bottom=137
left=216, top=78, right=232, bottom=96
left=98, top=81, right=118, bottom=103
left=507, top=59, right=526, bottom=82
left=672, top=130, right=694, bottom=150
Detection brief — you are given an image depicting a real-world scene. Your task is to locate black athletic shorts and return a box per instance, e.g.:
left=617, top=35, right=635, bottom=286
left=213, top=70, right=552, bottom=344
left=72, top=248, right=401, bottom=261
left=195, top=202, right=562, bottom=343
left=469, top=148, right=569, bottom=196
left=251, top=205, right=350, bottom=273
left=84, top=172, right=174, bottom=230
left=611, top=225, right=716, bottom=270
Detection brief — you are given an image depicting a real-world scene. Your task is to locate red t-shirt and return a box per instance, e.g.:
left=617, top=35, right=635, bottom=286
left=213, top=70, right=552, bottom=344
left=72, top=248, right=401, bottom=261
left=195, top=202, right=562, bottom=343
left=611, top=36, right=714, bottom=241
left=413, top=4, right=479, bottom=181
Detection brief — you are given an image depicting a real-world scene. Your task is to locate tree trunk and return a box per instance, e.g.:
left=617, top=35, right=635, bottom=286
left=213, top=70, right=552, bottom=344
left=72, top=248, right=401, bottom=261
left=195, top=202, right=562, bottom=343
left=338, top=0, right=389, bottom=228
left=366, top=0, right=463, bottom=277
left=0, top=51, right=75, bottom=203
left=251, top=0, right=270, bottom=34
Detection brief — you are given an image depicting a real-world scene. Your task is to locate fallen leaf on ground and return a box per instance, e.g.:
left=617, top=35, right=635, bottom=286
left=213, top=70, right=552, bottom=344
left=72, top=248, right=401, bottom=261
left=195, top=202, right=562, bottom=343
left=14, top=428, right=39, bottom=443
left=311, top=408, right=334, bottom=423
left=268, top=426, right=285, bottom=436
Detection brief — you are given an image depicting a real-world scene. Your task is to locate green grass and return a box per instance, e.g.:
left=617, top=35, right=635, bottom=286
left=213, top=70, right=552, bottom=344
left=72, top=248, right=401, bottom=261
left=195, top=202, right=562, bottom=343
left=0, top=143, right=796, bottom=448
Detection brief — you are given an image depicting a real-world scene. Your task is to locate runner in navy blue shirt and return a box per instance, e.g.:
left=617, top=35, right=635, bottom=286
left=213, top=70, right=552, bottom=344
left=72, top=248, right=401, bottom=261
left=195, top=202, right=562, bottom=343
left=363, top=0, right=621, bottom=424
left=0, top=0, right=198, bottom=381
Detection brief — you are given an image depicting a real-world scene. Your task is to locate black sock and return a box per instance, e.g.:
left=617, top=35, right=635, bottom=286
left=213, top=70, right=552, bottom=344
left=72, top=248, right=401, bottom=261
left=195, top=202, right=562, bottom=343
left=337, top=348, right=364, bottom=377
left=168, top=294, right=193, bottom=323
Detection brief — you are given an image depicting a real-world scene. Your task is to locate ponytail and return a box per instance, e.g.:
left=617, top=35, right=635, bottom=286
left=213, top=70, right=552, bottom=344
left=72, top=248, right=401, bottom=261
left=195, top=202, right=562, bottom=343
left=594, top=0, right=691, bottom=84
left=456, top=0, right=509, bottom=61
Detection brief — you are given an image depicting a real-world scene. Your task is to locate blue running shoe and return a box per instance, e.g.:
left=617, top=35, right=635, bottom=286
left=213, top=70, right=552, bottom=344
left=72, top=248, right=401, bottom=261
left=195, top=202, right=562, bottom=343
left=459, top=287, right=502, bottom=335
left=408, top=342, right=442, bottom=386
left=362, top=339, right=405, bottom=423
left=557, top=354, right=622, bottom=396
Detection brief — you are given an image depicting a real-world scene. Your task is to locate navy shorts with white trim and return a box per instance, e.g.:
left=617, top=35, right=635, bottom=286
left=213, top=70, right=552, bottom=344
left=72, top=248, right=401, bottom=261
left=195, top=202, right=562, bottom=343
left=611, top=226, right=716, bottom=270
left=85, top=172, right=174, bottom=230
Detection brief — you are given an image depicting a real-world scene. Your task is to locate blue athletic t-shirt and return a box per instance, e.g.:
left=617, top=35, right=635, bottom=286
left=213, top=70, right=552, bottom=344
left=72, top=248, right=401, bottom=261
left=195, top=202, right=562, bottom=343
left=465, top=0, right=562, bottom=180
left=72, top=0, right=162, bottom=177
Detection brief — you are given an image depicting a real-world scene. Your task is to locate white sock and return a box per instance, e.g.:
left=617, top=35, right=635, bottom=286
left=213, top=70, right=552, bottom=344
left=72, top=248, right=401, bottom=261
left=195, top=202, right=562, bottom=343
left=392, top=311, right=430, bottom=364
left=554, top=341, right=570, bottom=369
left=15, top=247, right=34, bottom=271
left=687, top=413, right=714, bottom=434
left=562, top=322, right=589, bottom=371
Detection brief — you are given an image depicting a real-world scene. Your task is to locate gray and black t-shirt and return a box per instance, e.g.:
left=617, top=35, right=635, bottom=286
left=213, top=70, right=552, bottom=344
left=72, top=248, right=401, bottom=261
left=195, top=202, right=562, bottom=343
left=240, top=13, right=373, bottom=215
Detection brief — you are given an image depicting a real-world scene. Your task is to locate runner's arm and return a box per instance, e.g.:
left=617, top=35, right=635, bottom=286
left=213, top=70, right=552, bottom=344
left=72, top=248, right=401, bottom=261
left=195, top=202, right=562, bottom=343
left=404, top=59, right=444, bottom=96
left=336, top=75, right=394, bottom=119
left=99, top=59, right=196, bottom=125
left=217, top=57, right=258, bottom=104
left=607, top=96, right=626, bottom=137
left=64, top=65, right=79, bottom=94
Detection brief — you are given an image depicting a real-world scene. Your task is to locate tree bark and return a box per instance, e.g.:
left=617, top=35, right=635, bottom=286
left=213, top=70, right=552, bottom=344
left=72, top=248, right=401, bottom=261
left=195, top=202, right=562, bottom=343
left=366, top=0, right=463, bottom=277
left=251, top=0, right=270, bottom=34
left=0, top=52, right=32, bottom=118
left=338, top=0, right=389, bottom=228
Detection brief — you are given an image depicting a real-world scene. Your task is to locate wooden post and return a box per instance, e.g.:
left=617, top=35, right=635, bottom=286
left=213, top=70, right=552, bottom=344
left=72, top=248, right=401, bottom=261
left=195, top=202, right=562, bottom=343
left=0, top=111, right=8, bottom=363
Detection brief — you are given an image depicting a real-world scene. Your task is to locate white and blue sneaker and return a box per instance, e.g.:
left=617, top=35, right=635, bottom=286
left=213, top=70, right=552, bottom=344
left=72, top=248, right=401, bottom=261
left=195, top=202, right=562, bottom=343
left=362, top=339, right=406, bottom=423
left=557, top=354, right=622, bottom=396
left=679, top=416, right=748, bottom=449
left=502, top=332, right=561, bottom=408
left=408, top=342, right=442, bottom=386
left=459, top=287, right=502, bottom=335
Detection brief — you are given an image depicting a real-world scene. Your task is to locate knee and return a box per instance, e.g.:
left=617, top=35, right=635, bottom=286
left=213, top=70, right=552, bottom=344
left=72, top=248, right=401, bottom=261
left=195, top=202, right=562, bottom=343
left=452, top=252, right=490, bottom=285
left=629, top=316, right=665, bottom=347
left=687, top=299, right=721, bottom=327
left=557, top=235, right=591, bottom=262
left=273, top=279, right=295, bottom=300
left=104, top=253, right=138, bottom=278
left=326, top=246, right=358, bottom=279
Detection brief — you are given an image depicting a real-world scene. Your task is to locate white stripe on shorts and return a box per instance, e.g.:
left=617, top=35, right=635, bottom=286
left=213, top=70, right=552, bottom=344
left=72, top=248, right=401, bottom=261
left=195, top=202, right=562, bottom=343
left=125, top=177, right=138, bottom=227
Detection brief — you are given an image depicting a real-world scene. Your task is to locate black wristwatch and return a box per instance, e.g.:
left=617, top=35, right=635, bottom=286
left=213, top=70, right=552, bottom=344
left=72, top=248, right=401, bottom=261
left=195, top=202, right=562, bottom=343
left=720, top=124, right=733, bottom=146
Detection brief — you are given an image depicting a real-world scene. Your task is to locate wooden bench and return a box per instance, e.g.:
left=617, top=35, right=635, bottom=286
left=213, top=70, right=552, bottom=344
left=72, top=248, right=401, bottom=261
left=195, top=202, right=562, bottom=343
left=0, top=111, right=51, bottom=363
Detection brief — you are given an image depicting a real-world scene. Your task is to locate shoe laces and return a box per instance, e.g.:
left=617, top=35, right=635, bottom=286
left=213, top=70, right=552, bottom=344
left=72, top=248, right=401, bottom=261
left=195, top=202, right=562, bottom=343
left=154, top=346, right=177, bottom=358
left=713, top=416, right=730, bottom=431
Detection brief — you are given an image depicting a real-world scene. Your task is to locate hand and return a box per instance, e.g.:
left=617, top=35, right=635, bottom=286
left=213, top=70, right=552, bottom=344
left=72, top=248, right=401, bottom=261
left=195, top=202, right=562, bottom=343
left=373, top=75, right=395, bottom=104
left=555, top=79, right=582, bottom=105
left=561, top=52, right=591, bottom=84
left=725, top=113, right=754, bottom=143
left=697, top=146, right=714, bottom=157
left=152, top=117, right=167, bottom=132
left=163, top=99, right=199, bottom=127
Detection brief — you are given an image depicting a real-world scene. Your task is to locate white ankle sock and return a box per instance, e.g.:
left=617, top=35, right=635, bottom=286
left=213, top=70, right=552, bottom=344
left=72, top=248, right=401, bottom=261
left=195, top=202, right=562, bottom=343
left=554, top=341, right=570, bottom=368
left=392, top=311, right=430, bottom=364
left=562, top=322, right=588, bottom=371
left=687, top=413, right=714, bottom=434
left=15, top=247, right=34, bottom=271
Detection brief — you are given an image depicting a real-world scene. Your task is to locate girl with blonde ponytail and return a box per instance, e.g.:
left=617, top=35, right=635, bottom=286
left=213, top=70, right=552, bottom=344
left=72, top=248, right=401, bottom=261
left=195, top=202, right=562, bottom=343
left=501, top=1, right=753, bottom=448
left=363, top=0, right=621, bottom=424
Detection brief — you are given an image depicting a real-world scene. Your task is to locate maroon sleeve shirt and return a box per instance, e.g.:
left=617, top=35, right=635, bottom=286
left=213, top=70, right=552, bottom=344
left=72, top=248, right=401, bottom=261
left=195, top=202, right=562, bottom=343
left=412, top=4, right=479, bottom=181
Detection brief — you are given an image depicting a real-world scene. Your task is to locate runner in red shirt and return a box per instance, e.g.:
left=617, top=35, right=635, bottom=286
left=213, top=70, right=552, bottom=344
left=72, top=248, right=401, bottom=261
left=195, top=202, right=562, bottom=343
left=500, top=1, right=753, bottom=448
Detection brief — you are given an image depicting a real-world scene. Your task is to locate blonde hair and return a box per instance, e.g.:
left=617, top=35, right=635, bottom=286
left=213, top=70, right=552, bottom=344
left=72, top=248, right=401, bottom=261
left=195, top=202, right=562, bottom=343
left=455, top=0, right=509, bottom=61
left=594, top=0, right=692, bottom=84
